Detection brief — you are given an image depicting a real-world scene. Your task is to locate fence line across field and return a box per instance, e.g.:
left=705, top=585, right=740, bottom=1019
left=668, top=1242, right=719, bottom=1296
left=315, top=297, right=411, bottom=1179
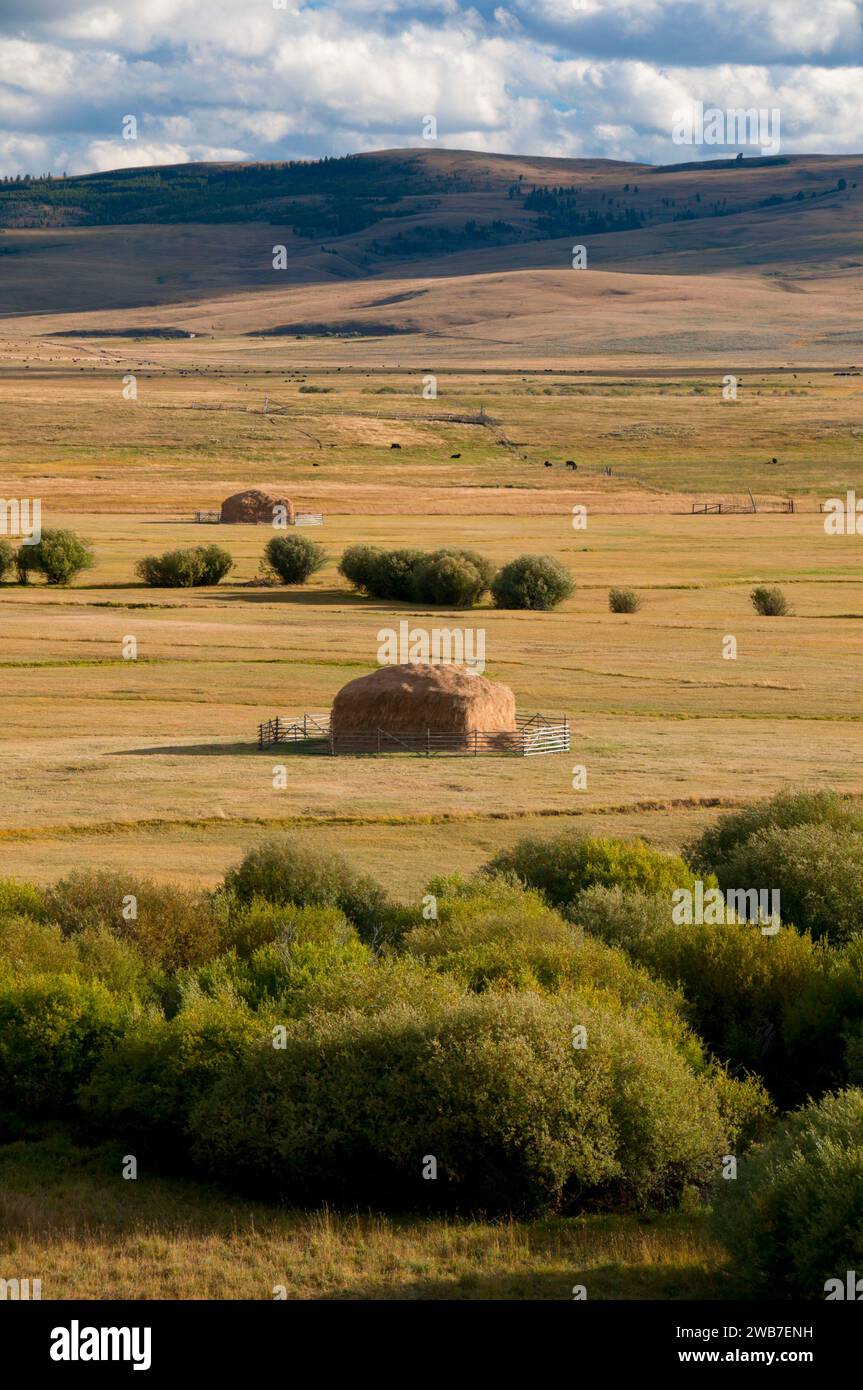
left=258, top=710, right=569, bottom=757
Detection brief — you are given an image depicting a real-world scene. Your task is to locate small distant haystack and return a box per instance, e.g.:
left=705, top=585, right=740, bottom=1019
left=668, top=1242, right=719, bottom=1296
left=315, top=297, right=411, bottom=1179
left=220, top=489, right=295, bottom=525
left=331, top=663, right=517, bottom=741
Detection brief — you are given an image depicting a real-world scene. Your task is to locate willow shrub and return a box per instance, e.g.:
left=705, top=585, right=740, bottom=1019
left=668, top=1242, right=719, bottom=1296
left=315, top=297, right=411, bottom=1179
left=406, top=878, right=683, bottom=1016
left=190, top=991, right=733, bottom=1215
left=136, top=544, right=233, bottom=587
left=0, top=538, right=14, bottom=580
left=223, top=840, right=391, bottom=943
left=571, top=884, right=827, bottom=1101
left=43, top=870, right=220, bottom=972
left=686, top=788, right=863, bottom=876
left=16, top=529, right=93, bottom=585
left=491, top=554, right=574, bottom=610
left=0, top=878, right=48, bottom=923
left=713, top=1088, right=863, bottom=1298
left=0, top=973, right=130, bottom=1113
left=720, top=823, right=863, bottom=945
left=263, top=534, right=327, bottom=585
left=79, top=986, right=265, bottom=1147
left=486, top=834, right=703, bottom=913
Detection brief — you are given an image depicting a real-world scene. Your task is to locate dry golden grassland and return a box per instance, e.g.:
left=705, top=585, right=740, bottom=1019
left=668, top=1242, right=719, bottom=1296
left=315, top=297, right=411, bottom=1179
left=1, top=338, right=861, bottom=1300
left=1, top=354, right=862, bottom=507
left=0, top=355, right=862, bottom=890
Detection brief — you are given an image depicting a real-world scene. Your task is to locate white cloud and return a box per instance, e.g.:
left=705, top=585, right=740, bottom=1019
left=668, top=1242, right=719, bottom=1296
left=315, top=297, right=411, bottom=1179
left=0, top=1, right=860, bottom=177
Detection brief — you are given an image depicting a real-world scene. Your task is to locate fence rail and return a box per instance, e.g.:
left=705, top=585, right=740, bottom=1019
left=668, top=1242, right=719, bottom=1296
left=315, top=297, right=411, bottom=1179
left=692, top=499, right=795, bottom=515
left=258, top=711, right=569, bottom=757
left=194, top=511, right=324, bottom=525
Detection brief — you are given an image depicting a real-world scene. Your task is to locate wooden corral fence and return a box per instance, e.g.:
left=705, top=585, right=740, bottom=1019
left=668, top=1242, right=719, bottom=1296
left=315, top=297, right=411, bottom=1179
left=258, top=710, right=569, bottom=757
left=195, top=511, right=324, bottom=525
left=692, top=499, right=795, bottom=514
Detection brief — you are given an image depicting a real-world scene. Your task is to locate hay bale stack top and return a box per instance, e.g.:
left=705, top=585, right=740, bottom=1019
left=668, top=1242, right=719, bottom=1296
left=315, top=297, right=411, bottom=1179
left=220, top=489, right=295, bottom=524
left=330, top=663, right=517, bottom=736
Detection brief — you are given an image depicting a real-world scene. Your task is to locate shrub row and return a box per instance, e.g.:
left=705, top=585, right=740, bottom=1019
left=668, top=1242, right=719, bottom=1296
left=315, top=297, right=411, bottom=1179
left=0, top=536, right=794, bottom=618
left=1, top=811, right=861, bottom=1282
left=339, top=545, right=574, bottom=609
left=0, top=840, right=767, bottom=1214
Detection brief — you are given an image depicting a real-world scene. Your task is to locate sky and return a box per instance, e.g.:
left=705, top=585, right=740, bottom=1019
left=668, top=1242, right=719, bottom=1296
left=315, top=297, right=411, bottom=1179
left=0, top=0, right=861, bottom=176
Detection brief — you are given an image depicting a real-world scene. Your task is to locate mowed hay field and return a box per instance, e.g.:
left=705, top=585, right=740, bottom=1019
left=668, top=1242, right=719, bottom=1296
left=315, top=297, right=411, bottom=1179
left=1, top=353, right=862, bottom=891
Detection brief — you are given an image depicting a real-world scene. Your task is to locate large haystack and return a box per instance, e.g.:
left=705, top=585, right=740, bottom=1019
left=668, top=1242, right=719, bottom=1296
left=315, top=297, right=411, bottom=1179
left=220, top=489, right=295, bottom=525
left=330, top=663, right=517, bottom=738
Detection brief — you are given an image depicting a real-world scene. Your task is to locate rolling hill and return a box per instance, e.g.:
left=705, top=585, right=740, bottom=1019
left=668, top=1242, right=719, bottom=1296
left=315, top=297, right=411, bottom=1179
left=1, top=147, right=862, bottom=363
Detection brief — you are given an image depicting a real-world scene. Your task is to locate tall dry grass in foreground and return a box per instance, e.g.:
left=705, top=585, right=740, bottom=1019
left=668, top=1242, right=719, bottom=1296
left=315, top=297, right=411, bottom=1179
left=0, top=1134, right=725, bottom=1300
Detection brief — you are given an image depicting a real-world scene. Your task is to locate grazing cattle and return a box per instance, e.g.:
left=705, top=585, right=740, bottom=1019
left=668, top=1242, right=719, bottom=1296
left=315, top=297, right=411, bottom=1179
left=450, top=453, right=461, bottom=459
left=565, top=460, right=577, bottom=470
left=390, top=443, right=401, bottom=449
left=544, top=460, right=552, bottom=468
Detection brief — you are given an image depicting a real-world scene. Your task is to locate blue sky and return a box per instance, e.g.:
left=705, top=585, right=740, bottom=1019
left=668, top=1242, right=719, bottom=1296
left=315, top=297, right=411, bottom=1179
left=1, top=0, right=861, bottom=175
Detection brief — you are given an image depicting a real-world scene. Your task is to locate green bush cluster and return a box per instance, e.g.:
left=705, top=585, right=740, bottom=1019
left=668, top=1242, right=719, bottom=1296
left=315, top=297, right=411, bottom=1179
left=570, top=885, right=824, bottom=1103
left=1, top=800, right=860, bottom=1258
left=136, top=544, right=234, bottom=587
left=405, top=877, right=681, bottom=1014
left=687, top=789, right=863, bottom=945
left=713, top=1088, right=863, bottom=1297
left=222, top=838, right=392, bottom=944
left=0, top=973, right=131, bottom=1112
left=339, top=545, right=573, bottom=610
left=14, top=529, right=94, bottom=585
left=490, top=555, right=575, bottom=610
left=43, top=870, right=220, bottom=973
left=338, top=544, right=496, bottom=607
left=486, top=833, right=702, bottom=910
left=263, top=535, right=327, bottom=585
left=686, top=789, right=863, bottom=874
left=189, top=991, right=734, bottom=1214
left=0, top=839, right=761, bottom=1215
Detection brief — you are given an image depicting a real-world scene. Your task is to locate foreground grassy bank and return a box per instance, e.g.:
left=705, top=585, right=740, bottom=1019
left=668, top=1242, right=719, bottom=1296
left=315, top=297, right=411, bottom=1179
left=0, top=1131, right=725, bottom=1301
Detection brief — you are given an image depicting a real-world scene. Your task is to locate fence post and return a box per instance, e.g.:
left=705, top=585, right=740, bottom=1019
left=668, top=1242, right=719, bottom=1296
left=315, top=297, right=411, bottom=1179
left=474, top=729, right=478, bottom=756
left=427, top=729, right=431, bottom=757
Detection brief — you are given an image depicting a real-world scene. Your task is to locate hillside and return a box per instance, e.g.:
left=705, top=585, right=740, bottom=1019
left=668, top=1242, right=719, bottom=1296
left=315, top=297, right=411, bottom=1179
left=1, top=148, right=862, bottom=363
